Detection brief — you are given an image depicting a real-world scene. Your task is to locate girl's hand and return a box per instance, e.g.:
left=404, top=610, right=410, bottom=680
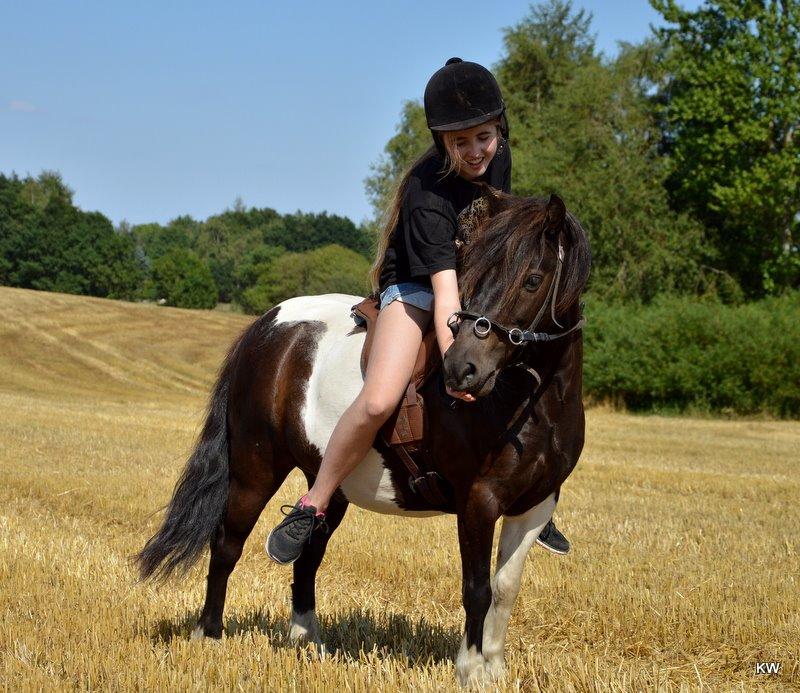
left=446, top=384, right=476, bottom=403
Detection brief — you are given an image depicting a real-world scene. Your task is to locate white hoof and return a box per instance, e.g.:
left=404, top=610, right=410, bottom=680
left=456, top=642, right=490, bottom=688
left=288, top=610, right=325, bottom=658
left=484, top=656, right=506, bottom=681
left=189, top=625, right=222, bottom=643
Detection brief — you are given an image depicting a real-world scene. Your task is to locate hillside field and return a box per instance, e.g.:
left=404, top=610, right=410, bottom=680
left=0, top=286, right=797, bottom=691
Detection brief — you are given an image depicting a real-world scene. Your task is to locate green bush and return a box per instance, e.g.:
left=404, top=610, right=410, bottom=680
left=240, top=244, right=370, bottom=314
left=151, top=248, right=218, bottom=309
left=583, top=292, right=800, bottom=417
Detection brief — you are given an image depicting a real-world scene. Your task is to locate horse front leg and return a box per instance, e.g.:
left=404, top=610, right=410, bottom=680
left=289, top=491, right=348, bottom=656
left=481, top=492, right=557, bottom=677
left=455, top=491, right=499, bottom=687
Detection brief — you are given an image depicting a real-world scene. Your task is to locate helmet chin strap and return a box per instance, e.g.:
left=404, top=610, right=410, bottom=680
left=431, top=131, right=446, bottom=158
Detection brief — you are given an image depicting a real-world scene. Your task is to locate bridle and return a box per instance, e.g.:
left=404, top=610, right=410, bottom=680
left=446, top=237, right=586, bottom=386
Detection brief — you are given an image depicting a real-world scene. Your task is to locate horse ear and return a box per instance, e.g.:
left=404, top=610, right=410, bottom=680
left=457, top=184, right=507, bottom=245
left=545, top=194, right=566, bottom=236
left=478, top=183, right=509, bottom=217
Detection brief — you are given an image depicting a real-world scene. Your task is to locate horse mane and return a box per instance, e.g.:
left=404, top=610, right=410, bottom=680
left=458, top=194, right=591, bottom=320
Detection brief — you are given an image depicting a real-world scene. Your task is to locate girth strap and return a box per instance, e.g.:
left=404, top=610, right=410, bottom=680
left=393, top=444, right=449, bottom=507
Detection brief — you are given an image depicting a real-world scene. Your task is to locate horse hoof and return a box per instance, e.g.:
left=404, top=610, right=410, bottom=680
left=289, top=611, right=322, bottom=646
left=484, top=658, right=506, bottom=681
left=457, top=664, right=487, bottom=689
left=190, top=625, right=223, bottom=642
left=291, top=634, right=326, bottom=659
left=456, top=647, right=489, bottom=688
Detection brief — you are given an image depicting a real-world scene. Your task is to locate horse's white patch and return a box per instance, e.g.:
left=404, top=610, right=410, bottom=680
left=456, top=638, right=489, bottom=687
left=481, top=493, right=557, bottom=670
left=289, top=608, right=325, bottom=655
left=274, top=294, right=441, bottom=517
left=189, top=624, right=223, bottom=645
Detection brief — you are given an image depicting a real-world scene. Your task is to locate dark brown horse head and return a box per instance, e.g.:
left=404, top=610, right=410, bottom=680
left=444, top=188, right=590, bottom=397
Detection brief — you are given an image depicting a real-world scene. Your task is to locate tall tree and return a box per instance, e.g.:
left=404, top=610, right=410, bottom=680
left=653, top=0, right=800, bottom=296
left=496, top=0, right=596, bottom=113
left=497, top=1, right=712, bottom=301
left=151, top=247, right=218, bottom=309
left=262, top=211, right=372, bottom=258
left=0, top=172, right=141, bottom=299
left=364, top=1, right=714, bottom=301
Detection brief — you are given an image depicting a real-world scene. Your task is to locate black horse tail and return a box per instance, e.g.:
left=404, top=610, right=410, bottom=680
left=136, top=340, right=240, bottom=581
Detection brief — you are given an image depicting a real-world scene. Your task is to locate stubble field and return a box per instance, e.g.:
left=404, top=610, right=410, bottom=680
left=0, top=286, right=797, bottom=691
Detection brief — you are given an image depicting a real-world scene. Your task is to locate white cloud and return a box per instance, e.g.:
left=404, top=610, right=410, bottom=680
left=9, top=100, right=38, bottom=113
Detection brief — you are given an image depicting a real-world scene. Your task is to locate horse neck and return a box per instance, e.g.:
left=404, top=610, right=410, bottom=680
left=534, top=330, right=584, bottom=402
left=502, top=309, right=585, bottom=435
left=530, top=304, right=584, bottom=395
left=453, top=326, right=581, bottom=454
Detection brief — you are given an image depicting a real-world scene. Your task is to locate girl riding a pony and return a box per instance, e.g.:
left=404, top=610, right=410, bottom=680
left=266, top=58, right=569, bottom=564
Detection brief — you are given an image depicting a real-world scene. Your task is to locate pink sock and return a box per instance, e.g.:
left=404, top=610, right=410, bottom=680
left=299, top=494, right=326, bottom=517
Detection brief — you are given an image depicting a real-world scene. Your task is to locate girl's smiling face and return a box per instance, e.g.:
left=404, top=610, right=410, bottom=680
left=444, top=120, right=501, bottom=181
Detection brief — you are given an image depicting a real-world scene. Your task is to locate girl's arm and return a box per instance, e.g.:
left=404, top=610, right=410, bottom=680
left=430, top=268, right=476, bottom=403
left=430, top=268, right=461, bottom=358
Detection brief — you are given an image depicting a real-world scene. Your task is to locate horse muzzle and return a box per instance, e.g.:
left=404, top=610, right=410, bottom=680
left=443, top=347, right=500, bottom=398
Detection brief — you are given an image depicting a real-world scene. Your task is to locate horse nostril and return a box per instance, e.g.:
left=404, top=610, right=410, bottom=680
left=463, top=362, right=476, bottom=384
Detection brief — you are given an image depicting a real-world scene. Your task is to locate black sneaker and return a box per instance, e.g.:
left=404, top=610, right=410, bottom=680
left=536, top=519, right=570, bottom=555
left=266, top=499, right=328, bottom=565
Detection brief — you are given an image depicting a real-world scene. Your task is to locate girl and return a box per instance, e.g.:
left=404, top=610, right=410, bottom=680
left=266, top=58, right=568, bottom=564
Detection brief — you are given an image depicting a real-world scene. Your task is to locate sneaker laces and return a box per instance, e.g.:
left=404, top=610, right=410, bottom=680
left=277, top=503, right=329, bottom=543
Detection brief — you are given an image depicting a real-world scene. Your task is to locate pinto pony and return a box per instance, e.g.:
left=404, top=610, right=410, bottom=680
left=136, top=190, right=590, bottom=686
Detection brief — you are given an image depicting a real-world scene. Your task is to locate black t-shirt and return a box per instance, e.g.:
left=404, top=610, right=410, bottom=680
left=378, top=141, right=511, bottom=294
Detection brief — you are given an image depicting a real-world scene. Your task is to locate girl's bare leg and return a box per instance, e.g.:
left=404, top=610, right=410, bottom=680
left=303, top=299, right=432, bottom=512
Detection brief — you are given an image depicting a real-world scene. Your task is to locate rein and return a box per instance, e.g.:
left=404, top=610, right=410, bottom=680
left=447, top=238, right=586, bottom=387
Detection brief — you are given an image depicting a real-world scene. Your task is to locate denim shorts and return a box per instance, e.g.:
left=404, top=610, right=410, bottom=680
left=379, top=281, right=434, bottom=312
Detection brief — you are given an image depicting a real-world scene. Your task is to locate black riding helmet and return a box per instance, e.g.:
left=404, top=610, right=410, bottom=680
left=424, top=57, right=508, bottom=156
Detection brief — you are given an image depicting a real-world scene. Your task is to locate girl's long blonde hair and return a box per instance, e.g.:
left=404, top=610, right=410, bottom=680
left=367, top=120, right=500, bottom=293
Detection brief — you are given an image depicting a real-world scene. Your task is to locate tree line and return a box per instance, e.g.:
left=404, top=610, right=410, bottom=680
left=1, top=0, right=797, bottom=313
left=0, top=172, right=372, bottom=310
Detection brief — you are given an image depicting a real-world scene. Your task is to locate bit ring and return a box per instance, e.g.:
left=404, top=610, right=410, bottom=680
left=474, top=316, right=491, bottom=337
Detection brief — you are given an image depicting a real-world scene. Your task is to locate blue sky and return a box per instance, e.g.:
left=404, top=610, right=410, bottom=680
left=1, top=1, right=696, bottom=227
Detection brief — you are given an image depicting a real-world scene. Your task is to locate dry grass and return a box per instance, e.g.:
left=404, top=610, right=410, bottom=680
left=0, top=286, right=797, bottom=692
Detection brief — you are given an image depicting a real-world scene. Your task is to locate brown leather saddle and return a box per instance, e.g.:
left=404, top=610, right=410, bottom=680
left=350, top=294, right=449, bottom=506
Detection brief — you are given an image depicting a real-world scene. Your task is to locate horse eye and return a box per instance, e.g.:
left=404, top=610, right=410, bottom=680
left=525, top=274, right=543, bottom=291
